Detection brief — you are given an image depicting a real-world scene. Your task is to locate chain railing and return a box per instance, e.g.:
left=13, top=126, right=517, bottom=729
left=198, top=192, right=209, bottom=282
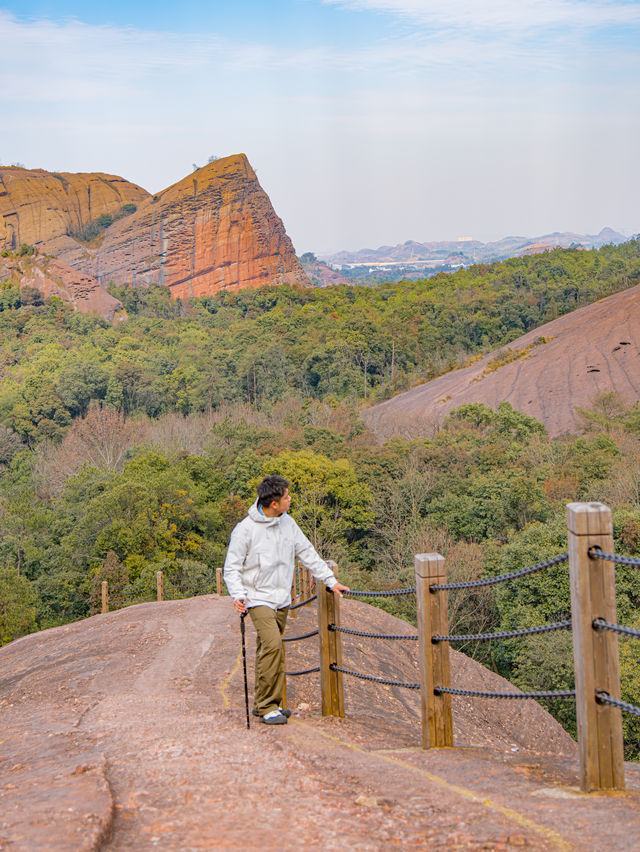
left=290, top=594, right=317, bottom=611
left=344, top=587, right=416, bottom=597
left=432, top=619, right=572, bottom=644
left=588, top=549, right=640, bottom=568
left=309, top=503, right=637, bottom=794
left=430, top=552, right=568, bottom=591
left=285, top=665, right=321, bottom=676
left=93, top=504, right=636, bottom=794
left=320, top=584, right=420, bottom=696
left=329, top=625, right=418, bottom=640
left=596, top=692, right=640, bottom=718
left=309, top=553, right=576, bottom=737
left=435, top=686, right=576, bottom=700
left=586, top=549, right=640, bottom=723
left=282, top=571, right=322, bottom=679
left=592, top=617, right=640, bottom=640
left=330, top=663, right=420, bottom=689
left=422, top=505, right=637, bottom=792
left=283, top=629, right=319, bottom=643
left=96, top=568, right=227, bottom=614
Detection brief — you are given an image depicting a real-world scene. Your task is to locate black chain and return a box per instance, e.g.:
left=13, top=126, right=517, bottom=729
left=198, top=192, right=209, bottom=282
left=344, top=588, right=416, bottom=597
left=283, top=629, right=319, bottom=643
left=329, top=624, right=418, bottom=640
left=589, top=549, right=640, bottom=568
left=285, top=666, right=321, bottom=676
left=592, top=618, right=640, bottom=640
left=430, top=553, right=569, bottom=591
left=330, top=663, right=420, bottom=689
left=433, top=619, right=572, bottom=644
left=435, top=686, right=576, bottom=700
left=290, top=594, right=317, bottom=610
left=595, top=692, right=640, bottom=717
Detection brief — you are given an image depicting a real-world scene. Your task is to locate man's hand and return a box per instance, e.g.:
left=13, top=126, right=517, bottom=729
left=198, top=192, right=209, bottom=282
left=234, top=597, right=247, bottom=615
left=331, top=582, right=350, bottom=597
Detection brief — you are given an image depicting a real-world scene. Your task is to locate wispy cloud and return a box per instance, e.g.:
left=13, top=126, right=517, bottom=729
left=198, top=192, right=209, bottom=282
left=0, top=4, right=637, bottom=249
left=324, top=0, right=640, bottom=31
left=0, top=4, right=622, bottom=107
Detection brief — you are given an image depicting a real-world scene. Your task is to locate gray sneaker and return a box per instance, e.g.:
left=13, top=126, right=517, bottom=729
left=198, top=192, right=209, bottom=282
left=261, top=710, right=288, bottom=725
left=253, top=707, right=291, bottom=718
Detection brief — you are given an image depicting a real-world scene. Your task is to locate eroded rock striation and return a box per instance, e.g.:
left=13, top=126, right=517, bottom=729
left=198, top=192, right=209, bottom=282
left=0, top=166, right=149, bottom=252
left=1, top=156, right=309, bottom=317
left=53, top=154, right=310, bottom=298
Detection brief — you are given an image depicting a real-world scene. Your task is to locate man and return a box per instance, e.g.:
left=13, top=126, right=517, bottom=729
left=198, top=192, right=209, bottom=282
left=223, top=475, right=350, bottom=725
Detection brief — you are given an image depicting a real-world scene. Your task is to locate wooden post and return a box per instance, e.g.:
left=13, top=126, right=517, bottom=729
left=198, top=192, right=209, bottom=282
left=156, top=570, right=164, bottom=602
left=567, top=502, right=625, bottom=792
left=415, top=553, right=453, bottom=749
left=317, top=560, right=344, bottom=717
left=303, top=566, right=311, bottom=600
left=216, top=567, right=223, bottom=596
left=101, top=580, right=108, bottom=614
left=290, top=563, right=298, bottom=619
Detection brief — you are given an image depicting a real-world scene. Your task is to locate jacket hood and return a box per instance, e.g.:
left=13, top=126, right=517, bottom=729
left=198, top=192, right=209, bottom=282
left=247, top=500, right=281, bottom=525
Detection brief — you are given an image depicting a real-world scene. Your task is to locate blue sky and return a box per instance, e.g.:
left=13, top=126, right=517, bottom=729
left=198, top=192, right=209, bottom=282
left=1, top=0, right=639, bottom=253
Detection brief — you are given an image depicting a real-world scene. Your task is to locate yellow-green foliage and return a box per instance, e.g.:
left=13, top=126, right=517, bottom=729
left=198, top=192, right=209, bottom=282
left=478, top=336, right=552, bottom=379
left=0, top=239, right=639, bottom=757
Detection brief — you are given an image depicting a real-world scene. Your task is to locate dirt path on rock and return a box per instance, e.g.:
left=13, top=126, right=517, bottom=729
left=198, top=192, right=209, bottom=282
left=1, top=596, right=639, bottom=851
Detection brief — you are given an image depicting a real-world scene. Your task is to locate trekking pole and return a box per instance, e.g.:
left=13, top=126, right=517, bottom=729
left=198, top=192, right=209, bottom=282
left=240, top=610, right=250, bottom=729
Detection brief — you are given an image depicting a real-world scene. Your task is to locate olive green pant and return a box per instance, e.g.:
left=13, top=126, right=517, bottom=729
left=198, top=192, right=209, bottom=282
left=248, top=605, right=289, bottom=716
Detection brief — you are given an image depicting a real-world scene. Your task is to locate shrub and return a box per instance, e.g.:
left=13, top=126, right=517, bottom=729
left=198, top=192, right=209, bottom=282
left=0, top=566, right=37, bottom=645
left=68, top=203, right=138, bottom=243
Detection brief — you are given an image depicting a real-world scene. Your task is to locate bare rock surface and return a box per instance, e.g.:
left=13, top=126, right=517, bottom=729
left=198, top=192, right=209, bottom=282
left=1, top=596, right=639, bottom=851
left=0, top=167, right=149, bottom=252
left=363, top=283, right=640, bottom=439
left=0, top=157, right=309, bottom=312
left=51, top=154, right=310, bottom=299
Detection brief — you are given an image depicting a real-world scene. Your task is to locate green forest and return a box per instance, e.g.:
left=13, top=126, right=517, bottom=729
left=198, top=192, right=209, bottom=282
left=1, top=239, right=640, bottom=757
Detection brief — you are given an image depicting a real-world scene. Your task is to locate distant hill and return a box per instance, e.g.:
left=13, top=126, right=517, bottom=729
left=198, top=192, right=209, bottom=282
left=362, top=281, right=640, bottom=439
left=299, top=252, right=350, bottom=287
left=322, top=227, right=630, bottom=271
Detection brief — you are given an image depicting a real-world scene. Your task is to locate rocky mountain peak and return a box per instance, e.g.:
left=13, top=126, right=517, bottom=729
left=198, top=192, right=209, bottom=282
left=1, top=155, right=310, bottom=317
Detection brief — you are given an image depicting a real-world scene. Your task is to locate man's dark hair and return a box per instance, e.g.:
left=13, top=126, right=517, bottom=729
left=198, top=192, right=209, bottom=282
left=257, top=475, right=290, bottom=509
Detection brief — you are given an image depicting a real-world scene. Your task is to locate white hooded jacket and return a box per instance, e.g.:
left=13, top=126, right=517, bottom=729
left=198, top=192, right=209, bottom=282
left=223, top=501, right=337, bottom=609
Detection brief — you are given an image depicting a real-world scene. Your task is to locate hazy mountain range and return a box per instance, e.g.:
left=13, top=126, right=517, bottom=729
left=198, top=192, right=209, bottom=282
left=321, top=227, right=629, bottom=269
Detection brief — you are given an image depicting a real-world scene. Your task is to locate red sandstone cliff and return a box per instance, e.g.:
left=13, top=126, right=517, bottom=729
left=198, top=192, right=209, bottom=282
left=1, top=156, right=310, bottom=310
left=51, top=154, right=311, bottom=297
left=0, top=255, right=125, bottom=321
left=0, top=167, right=149, bottom=252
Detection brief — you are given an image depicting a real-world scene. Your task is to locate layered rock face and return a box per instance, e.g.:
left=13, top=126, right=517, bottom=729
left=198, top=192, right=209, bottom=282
left=53, top=154, right=310, bottom=298
left=0, top=255, right=125, bottom=321
left=0, top=167, right=149, bottom=252
left=1, top=156, right=309, bottom=317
